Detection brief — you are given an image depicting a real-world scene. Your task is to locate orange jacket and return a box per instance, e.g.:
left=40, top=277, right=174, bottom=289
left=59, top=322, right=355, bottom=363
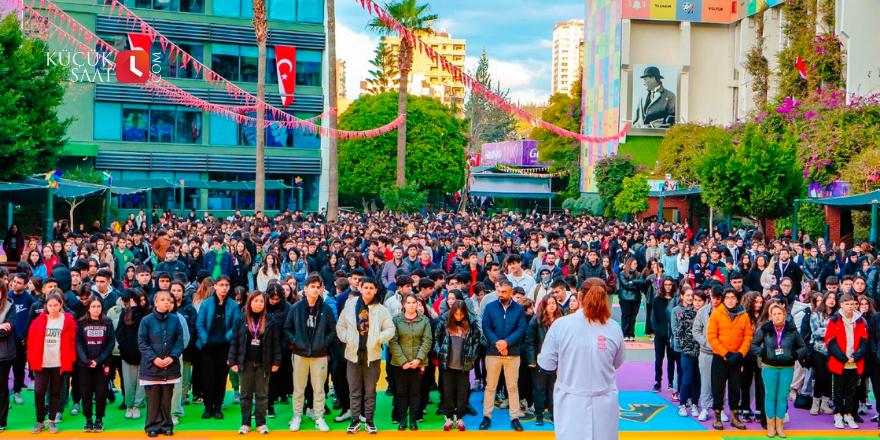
left=707, top=306, right=753, bottom=358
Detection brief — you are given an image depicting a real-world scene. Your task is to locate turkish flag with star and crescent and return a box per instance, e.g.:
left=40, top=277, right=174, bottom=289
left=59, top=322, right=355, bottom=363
left=127, top=33, right=152, bottom=52
left=275, top=45, right=297, bottom=107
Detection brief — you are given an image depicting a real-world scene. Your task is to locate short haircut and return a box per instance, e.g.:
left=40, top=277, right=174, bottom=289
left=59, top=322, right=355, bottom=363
left=136, top=265, right=151, bottom=274
left=410, top=269, right=428, bottom=279
left=505, top=254, right=523, bottom=265
left=360, top=278, right=378, bottom=289
left=550, top=279, right=567, bottom=290
left=305, top=273, right=324, bottom=287
left=396, top=274, right=413, bottom=287
left=351, top=268, right=366, bottom=277
left=496, top=279, right=513, bottom=290
left=418, top=278, right=435, bottom=290
left=485, top=261, right=501, bottom=271
left=95, top=269, right=113, bottom=280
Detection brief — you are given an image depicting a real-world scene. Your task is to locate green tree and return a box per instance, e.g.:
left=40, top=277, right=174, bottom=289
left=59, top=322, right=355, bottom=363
left=0, top=14, right=71, bottom=182
left=465, top=49, right=516, bottom=151
left=368, top=0, right=438, bottom=188
left=594, top=154, right=638, bottom=216
left=380, top=182, right=426, bottom=213
left=695, top=123, right=803, bottom=229
left=338, top=92, right=466, bottom=202
left=656, top=123, right=731, bottom=187
left=364, top=42, right=399, bottom=95
left=614, top=174, right=650, bottom=216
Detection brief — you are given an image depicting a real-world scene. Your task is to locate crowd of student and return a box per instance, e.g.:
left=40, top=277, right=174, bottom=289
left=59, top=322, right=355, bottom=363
left=0, top=208, right=876, bottom=438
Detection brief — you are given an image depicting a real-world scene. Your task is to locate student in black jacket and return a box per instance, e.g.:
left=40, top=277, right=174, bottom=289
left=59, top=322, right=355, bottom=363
left=265, top=284, right=292, bottom=417
left=228, top=291, right=282, bottom=435
left=138, top=292, right=185, bottom=437
left=75, top=296, right=114, bottom=433
left=0, top=282, right=17, bottom=431
left=285, top=273, right=336, bottom=432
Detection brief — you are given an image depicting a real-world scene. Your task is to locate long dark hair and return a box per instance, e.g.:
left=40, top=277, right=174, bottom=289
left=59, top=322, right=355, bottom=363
left=535, top=295, right=562, bottom=327
left=244, top=291, right=267, bottom=336
left=445, top=300, right=470, bottom=336
left=124, top=288, right=150, bottom=326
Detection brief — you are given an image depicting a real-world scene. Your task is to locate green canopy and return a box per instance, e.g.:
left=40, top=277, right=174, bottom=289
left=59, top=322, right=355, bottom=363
left=648, top=187, right=702, bottom=197
left=799, top=190, right=880, bottom=211
left=0, top=178, right=145, bottom=205
left=113, top=178, right=292, bottom=191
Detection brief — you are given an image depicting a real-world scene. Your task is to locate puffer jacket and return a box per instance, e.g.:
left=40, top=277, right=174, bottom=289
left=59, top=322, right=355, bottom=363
left=116, top=306, right=146, bottom=365
left=749, top=320, right=808, bottom=367
left=388, top=313, right=432, bottom=367
left=284, top=296, right=336, bottom=358
left=577, top=260, right=606, bottom=284
left=810, top=310, right=833, bottom=355
left=195, top=295, right=241, bottom=349
left=866, top=264, right=880, bottom=304
left=524, top=315, right=551, bottom=367
left=228, top=314, right=283, bottom=375
left=826, top=310, right=868, bottom=374
left=676, top=307, right=700, bottom=357
left=707, top=304, right=753, bottom=357
left=0, top=298, right=17, bottom=362
left=433, top=320, right=481, bottom=371
left=336, top=295, right=395, bottom=364
left=868, top=312, right=880, bottom=364
left=137, top=310, right=184, bottom=381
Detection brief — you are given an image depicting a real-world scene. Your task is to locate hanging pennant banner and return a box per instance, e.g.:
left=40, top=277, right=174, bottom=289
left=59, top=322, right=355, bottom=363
left=127, top=33, right=152, bottom=52
left=275, top=45, right=297, bottom=107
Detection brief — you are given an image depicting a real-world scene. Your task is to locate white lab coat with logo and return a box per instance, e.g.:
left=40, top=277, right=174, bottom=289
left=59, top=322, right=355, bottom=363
left=538, top=313, right=625, bottom=440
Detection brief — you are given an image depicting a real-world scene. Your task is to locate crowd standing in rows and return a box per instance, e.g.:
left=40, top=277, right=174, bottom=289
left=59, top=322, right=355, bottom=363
left=0, top=208, right=876, bottom=438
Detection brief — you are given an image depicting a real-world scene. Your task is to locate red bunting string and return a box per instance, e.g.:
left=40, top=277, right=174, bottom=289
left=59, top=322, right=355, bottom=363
left=354, top=0, right=629, bottom=144
left=12, top=0, right=401, bottom=139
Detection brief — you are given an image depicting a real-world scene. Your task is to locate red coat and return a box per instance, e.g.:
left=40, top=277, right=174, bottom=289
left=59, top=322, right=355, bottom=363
left=825, top=312, right=868, bottom=375
left=27, top=312, right=77, bottom=372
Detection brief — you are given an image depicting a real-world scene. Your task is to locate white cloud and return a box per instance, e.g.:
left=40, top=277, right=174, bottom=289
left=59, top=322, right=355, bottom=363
left=335, top=25, right=379, bottom=101
left=464, top=55, right=551, bottom=105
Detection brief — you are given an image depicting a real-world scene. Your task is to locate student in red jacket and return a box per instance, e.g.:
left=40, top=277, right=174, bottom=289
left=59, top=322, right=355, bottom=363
left=825, top=294, right=868, bottom=430
left=27, top=293, right=77, bottom=434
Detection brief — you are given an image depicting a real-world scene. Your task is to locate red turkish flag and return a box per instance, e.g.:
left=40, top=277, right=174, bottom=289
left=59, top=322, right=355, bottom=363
left=275, top=45, right=297, bottom=107
left=796, top=55, right=808, bottom=79
left=127, top=33, right=152, bottom=52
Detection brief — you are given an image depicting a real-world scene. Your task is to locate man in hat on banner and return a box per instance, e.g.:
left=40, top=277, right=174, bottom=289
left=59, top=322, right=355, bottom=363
left=633, top=66, right=676, bottom=129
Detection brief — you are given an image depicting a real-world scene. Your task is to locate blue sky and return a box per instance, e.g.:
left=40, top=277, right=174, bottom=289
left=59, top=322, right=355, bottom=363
left=336, top=0, right=584, bottom=103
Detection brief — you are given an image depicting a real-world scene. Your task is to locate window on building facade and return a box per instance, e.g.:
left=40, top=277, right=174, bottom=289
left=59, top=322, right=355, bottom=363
left=124, top=0, right=203, bottom=13
left=296, top=50, right=321, bottom=86
left=210, top=45, right=318, bottom=86
left=215, top=0, right=321, bottom=23
left=211, top=44, right=241, bottom=82
left=168, top=43, right=204, bottom=79
left=119, top=104, right=203, bottom=144
left=122, top=107, right=149, bottom=142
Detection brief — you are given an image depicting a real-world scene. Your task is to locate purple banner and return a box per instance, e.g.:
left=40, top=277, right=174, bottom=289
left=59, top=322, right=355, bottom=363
left=808, top=181, right=851, bottom=199
left=481, top=140, right=545, bottom=167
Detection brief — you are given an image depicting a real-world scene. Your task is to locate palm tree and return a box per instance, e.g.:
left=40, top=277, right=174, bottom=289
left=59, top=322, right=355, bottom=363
left=327, top=0, right=339, bottom=221
left=253, top=0, right=268, bottom=212
left=368, top=0, right=437, bottom=188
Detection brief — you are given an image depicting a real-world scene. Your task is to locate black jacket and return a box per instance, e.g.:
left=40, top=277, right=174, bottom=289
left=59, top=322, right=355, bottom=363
left=175, top=298, right=198, bottom=354
left=524, top=315, right=550, bottom=367
left=266, top=300, right=291, bottom=344
left=651, top=295, right=672, bottom=340
left=284, top=296, right=337, bottom=358
left=749, top=320, right=808, bottom=367
left=577, top=260, right=607, bottom=284
left=116, top=306, right=146, bottom=365
left=0, top=298, right=17, bottom=362
left=75, top=317, right=115, bottom=368
left=869, top=313, right=880, bottom=364
left=137, top=310, right=184, bottom=381
left=227, top=314, right=283, bottom=375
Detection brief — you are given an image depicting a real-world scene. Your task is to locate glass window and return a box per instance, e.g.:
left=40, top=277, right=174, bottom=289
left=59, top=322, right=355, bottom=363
left=295, top=50, right=321, bottom=86
left=152, top=0, right=179, bottom=11
left=211, top=44, right=240, bottom=82
left=240, top=0, right=254, bottom=18
left=125, top=0, right=152, bottom=8
left=179, top=0, right=204, bottom=13
left=240, top=45, right=259, bottom=83
left=266, top=47, right=277, bottom=84
left=94, top=102, right=122, bottom=141
left=209, top=114, right=239, bottom=145
left=150, top=42, right=171, bottom=79
left=176, top=110, right=202, bottom=144
left=291, top=113, right=320, bottom=149
left=213, top=0, right=240, bottom=17
left=122, top=107, right=149, bottom=142
left=168, top=43, right=204, bottom=79
left=149, top=107, right=176, bottom=143
left=269, top=0, right=296, bottom=21
left=297, top=0, right=322, bottom=23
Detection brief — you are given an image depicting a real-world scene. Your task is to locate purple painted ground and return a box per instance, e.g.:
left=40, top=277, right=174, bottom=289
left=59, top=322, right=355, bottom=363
left=618, top=361, right=864, bottom=431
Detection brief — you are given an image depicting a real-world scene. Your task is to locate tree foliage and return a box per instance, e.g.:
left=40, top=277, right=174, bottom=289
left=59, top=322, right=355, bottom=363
left=614, top=174, right=650, bottom=216
left=56, top=167, right=104, bottom=227
left=531, top=68, right=582, bottom=168
left=561, top=193, right=604, bottom=216
left=338, top=92, right=467, bottom=198
left=364, top=42, right=399, bottom=95
left=379, top=182, right=426, bottom=213
left=695, top=123, right=803, bottom=224
left=464, top=49, right=516, bottom=151
left=775, top=202, right=826, bottom=242
left=0, top=14, right=72, bottom=182
left=656, top=123, right=731, bottom=187
left=593, top=154, right=638, bottom=216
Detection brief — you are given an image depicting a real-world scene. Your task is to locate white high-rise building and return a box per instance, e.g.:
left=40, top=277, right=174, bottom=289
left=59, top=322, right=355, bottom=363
left=552, top=19, right=584, bottom=95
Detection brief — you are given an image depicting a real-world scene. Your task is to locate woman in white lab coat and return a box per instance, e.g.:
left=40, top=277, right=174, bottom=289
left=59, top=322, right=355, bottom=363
left=538, top=279, right=626, bottom=440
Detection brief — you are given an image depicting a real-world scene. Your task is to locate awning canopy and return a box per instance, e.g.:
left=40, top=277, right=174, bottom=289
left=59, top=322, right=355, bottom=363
left=469, top=173, right=554, bottom=199
left=113, top=178, right=292, bottom=191
left=800, top=190, right=880, bottom=211
left=648, top=187, right=702, bottom=197
left=0, top=178, right=145, bottom=205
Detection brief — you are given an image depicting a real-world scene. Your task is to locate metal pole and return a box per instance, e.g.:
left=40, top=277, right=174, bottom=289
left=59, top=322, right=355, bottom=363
left=792, top=201, right=799, bottom=239
left=7, top=203, right=12, bottom=230
left=146, top=189, right=153, bottom=229
left=297, top=188, right=303, bottom=212
left=709, top=207, right=714, bottom=233
left=871, top=201, right=878, bottom=246
left=44, top=187, right=54, bottom=245
left=179, top=183, right=185, bottom=218
left=657, top=194, right=664, bottom=223
left=548, top=197, right=552, bottom=215
left=105, top=185, right=112, bottom=230
left=726, top=215, right=731, bottom=236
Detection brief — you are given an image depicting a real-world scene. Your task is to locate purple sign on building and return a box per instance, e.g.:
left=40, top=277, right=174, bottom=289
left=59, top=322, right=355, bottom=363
left=481, top=140, right=545, bottom=167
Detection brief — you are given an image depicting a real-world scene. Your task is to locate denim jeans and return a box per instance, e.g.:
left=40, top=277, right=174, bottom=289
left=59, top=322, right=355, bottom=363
left=761, top=366, right=794, bottom=419
left=679, top=354, right=701, bottom=407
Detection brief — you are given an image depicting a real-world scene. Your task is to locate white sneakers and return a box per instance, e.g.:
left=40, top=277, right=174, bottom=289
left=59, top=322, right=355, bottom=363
left=834, top=414, right=844, bottom=429
left=820, top=397, right=834, bottom=415
left=690, top=405, right=699, bottom=417
left=810, top=398, right=820, bottom=415
left=289, top=417, right=302, bottom=432
left=677, top=405, right=688, bottom=417
left=239, top=425, right=250, bottom=435
left=125, top=408, right=134, bottom=419
left=131, top=408, right=141, bottom=419
left=697, top=409, right=709, bottom=421
left=844, top=414, right=859, bottom=429
left=315, top=418, right=330, bottom=432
